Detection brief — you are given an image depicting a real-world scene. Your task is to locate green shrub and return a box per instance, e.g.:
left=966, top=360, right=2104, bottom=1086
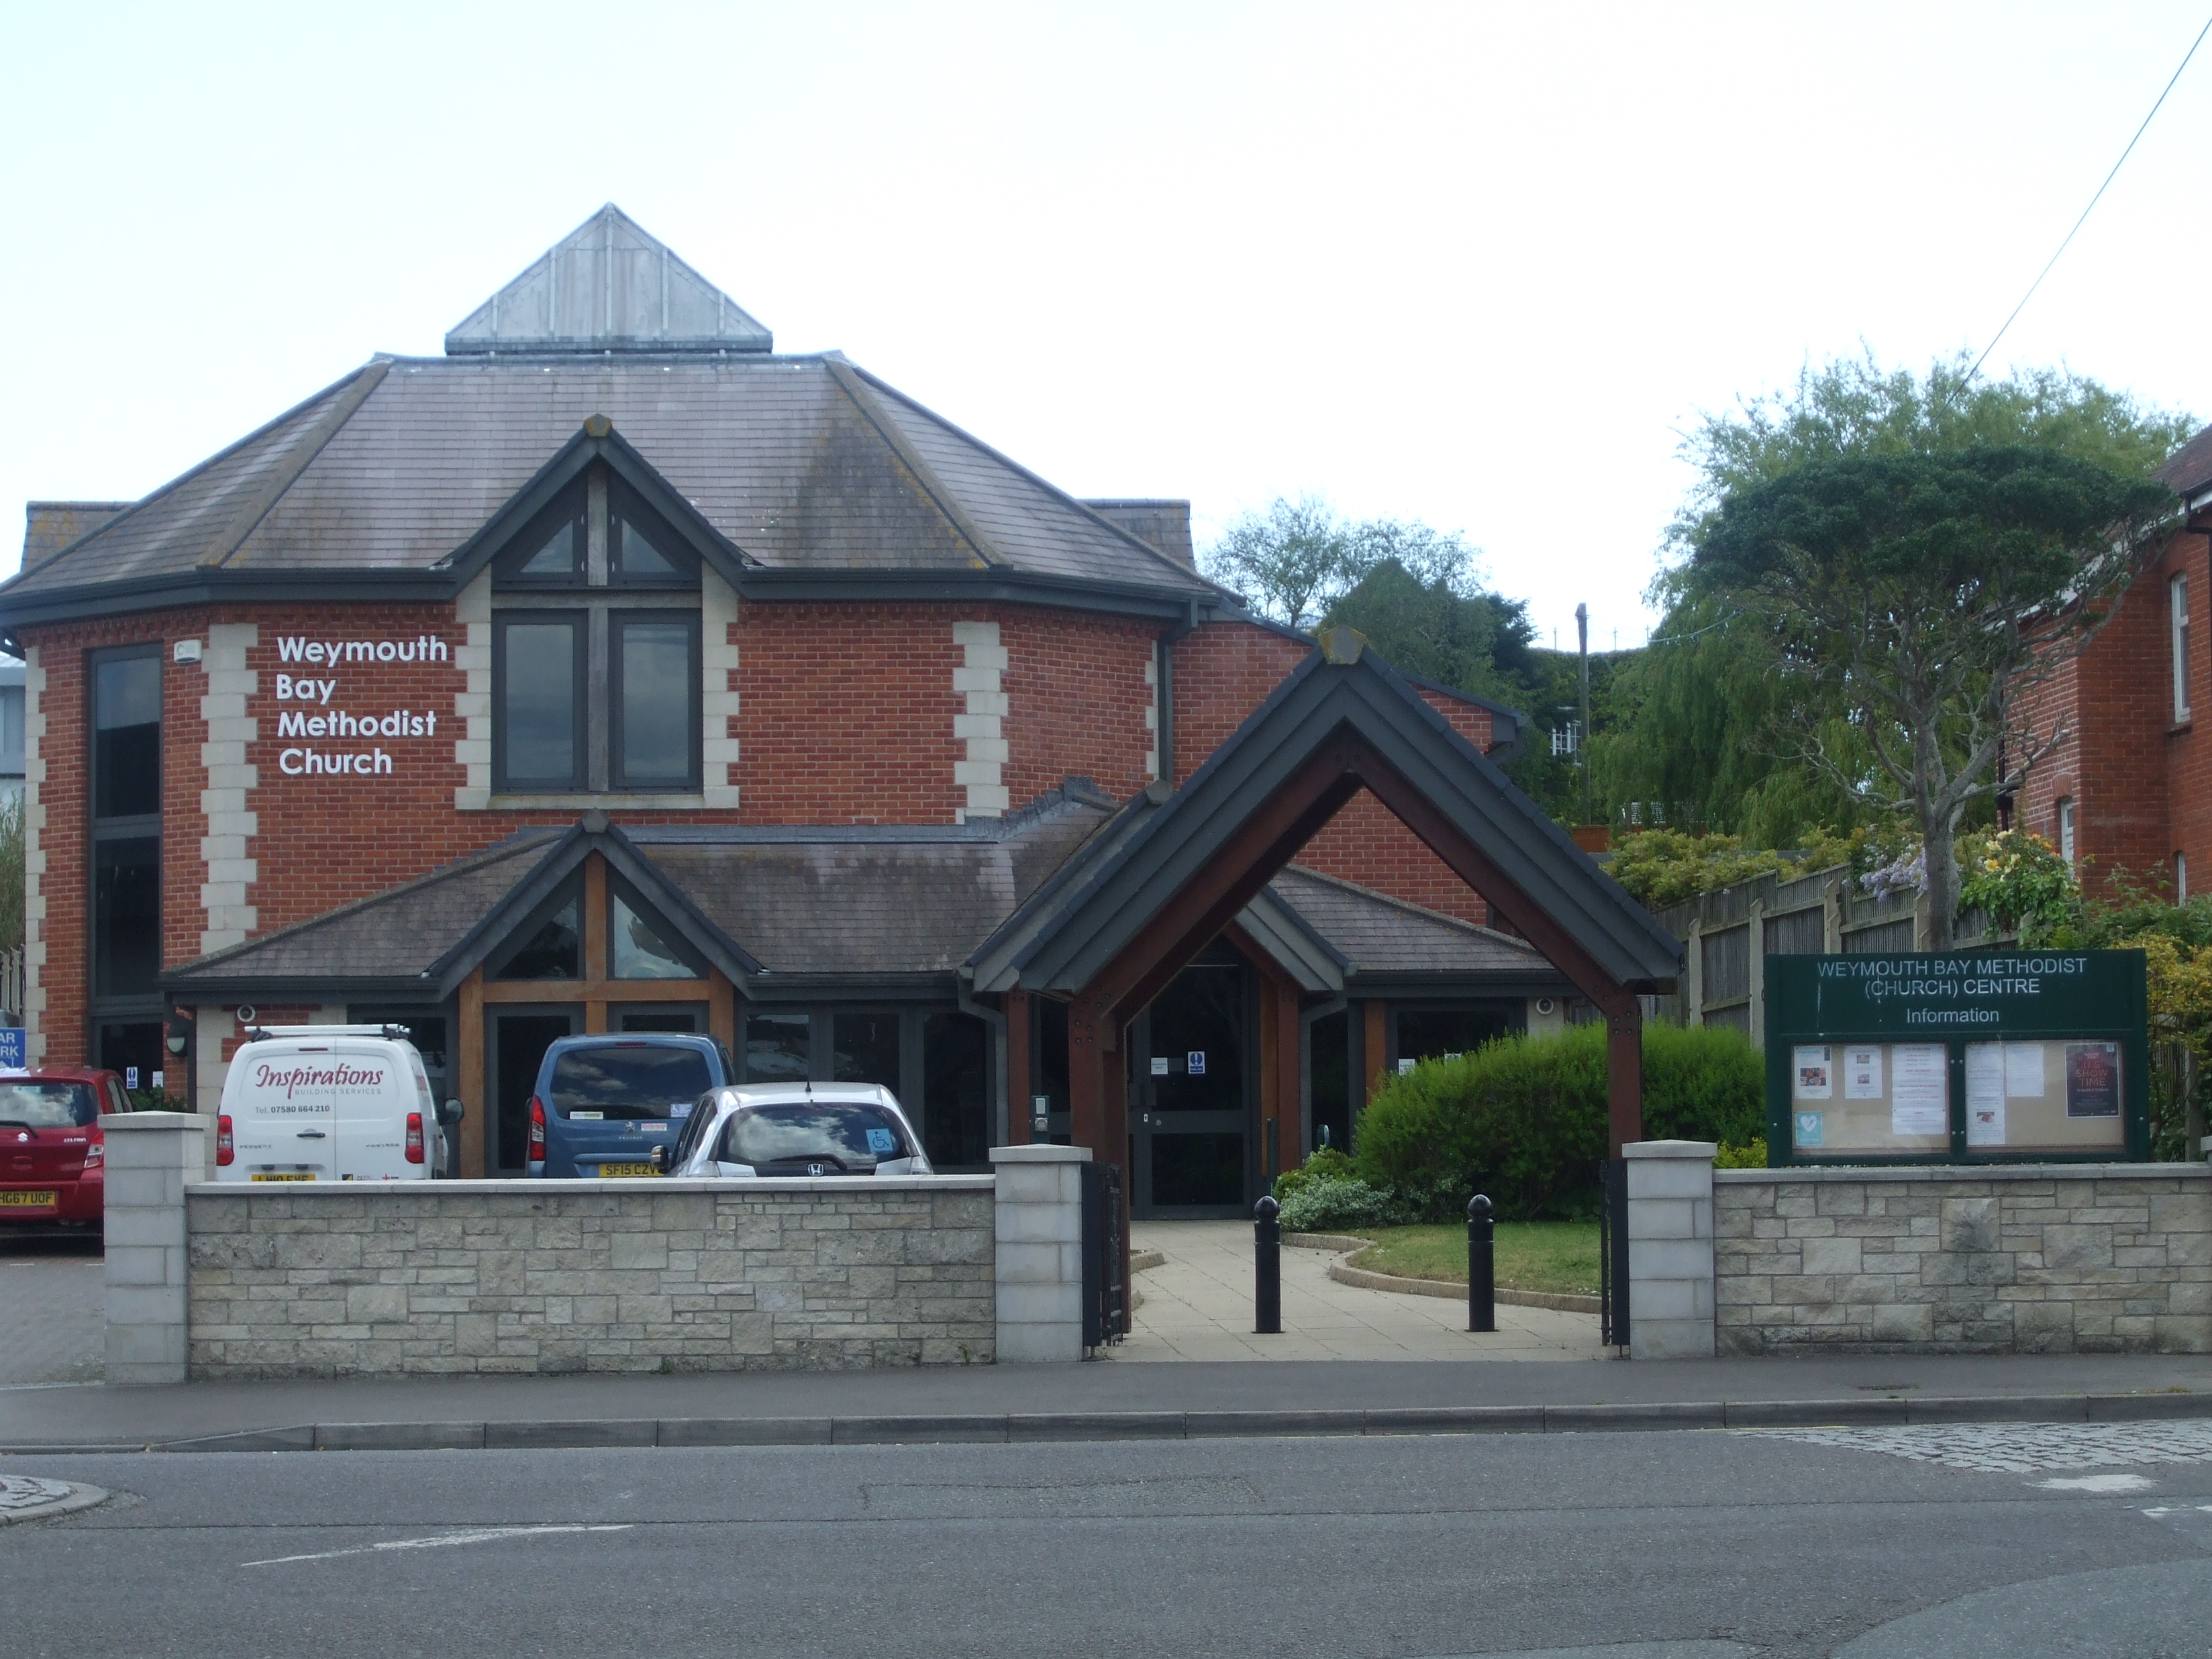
left=1351, top=1021, right=1763, bottom=1219
left=1271, top=1146, right=1356, bottom=1203
left=1714, top=1137, right=1769, bottom=1169
left=1278, top=1174, right=1401, bottom=1233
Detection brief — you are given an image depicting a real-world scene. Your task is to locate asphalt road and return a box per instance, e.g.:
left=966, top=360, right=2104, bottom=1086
left=6, top=1421, right=2211, bottom=1658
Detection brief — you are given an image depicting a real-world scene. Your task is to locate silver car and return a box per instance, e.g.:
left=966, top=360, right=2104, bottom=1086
left=651, top=1083, right=934, bottom=1178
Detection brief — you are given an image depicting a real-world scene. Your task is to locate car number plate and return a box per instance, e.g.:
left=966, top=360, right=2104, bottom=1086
left=0, top=1190, right=56, bottom=1207
left=598, top=1162, right=661, bottom=1178
left=250, top=1172, right=316, bottom=1183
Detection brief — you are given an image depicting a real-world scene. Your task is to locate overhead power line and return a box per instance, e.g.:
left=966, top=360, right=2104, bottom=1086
left=1968, top=11, right=2212, bottom=381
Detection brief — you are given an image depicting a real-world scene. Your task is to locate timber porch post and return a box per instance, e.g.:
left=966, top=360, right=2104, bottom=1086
left=1607, top=1001, right=1644, bottom=1156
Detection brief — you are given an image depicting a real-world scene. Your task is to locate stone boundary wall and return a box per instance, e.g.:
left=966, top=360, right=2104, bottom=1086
left=1715, top=1165, right=2212, bottom=1355
left=186, top=1177, right=998, bottom=1378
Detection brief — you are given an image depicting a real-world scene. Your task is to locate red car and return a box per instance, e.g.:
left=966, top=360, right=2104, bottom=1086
left=0, top=1068, right=132, bottom=1229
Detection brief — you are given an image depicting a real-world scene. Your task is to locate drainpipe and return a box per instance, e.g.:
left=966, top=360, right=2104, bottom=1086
left=957, top=975, right=1009, bottom=1150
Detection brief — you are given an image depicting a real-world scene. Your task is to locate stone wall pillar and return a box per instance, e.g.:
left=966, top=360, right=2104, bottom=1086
left=992, top=1143, right=1089, bottom=1362
left=101, top=1112, right=205, bottom=1385
left=1625, top=1138, right=1717, bottom=1360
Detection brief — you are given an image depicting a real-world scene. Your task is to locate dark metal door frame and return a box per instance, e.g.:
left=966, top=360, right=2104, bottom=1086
left=1129, top=963, right=1254, bottom=1220
left=489, top=1006, right=579, bottom=1172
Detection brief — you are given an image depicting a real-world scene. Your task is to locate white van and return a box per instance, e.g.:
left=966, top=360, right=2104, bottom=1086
left=215, top=1025, right=460, bottom=1183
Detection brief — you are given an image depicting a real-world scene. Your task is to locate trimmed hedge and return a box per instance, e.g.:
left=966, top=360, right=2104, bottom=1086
left=1352, top=1021, right=1764, bottom=1220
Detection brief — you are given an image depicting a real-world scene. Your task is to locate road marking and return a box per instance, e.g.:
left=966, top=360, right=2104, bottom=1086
left=1742, top=1420, right=2212, bottom=1474
left=2034, top=1472, right=2155, bottom=1493
left=242, top=1523, right=632, bottom=1567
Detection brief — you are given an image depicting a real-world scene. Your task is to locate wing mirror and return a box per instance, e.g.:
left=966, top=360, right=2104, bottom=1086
left=438, top=1099, right=466, bottom=1127
left=650, top=1144, right=672, bottom=1174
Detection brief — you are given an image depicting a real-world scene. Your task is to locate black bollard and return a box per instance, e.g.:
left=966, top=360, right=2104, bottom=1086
left=1254, top=1195, right=1282, bottom=1334
left=1467, top=1193, right=1495, bottom=1333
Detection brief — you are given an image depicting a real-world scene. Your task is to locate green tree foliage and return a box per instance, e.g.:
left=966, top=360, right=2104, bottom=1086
left=1205, top=497, right=1596, bottom=816
left=1351, top=1021, right=1764, bottom=1219
left=1601, top=353, right=2195, bottom=852
left=1604, top=826, right=1856, bottom=909
left=1203, top=496, right=1493, bottom=632
left=1203, top=496, right=1364, bottom=632
left=1693, top=446, right=2173, bottom=949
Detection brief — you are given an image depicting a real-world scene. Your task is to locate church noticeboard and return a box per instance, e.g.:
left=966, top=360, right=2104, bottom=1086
left=1763, top=951, right=2148, bottom=1164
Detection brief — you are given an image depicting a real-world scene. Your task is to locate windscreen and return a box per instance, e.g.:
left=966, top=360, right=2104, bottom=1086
left=719, top=1103, right=912, bottom=1171
left=550, top=1045, right=712, bottom=1121
left=0, top=1082, right=98, bottom=1128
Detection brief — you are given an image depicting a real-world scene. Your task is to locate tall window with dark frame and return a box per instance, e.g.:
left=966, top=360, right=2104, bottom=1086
left=90, top=648, right=164, bottom=1083
left=491, top=464, right=703, bottom=795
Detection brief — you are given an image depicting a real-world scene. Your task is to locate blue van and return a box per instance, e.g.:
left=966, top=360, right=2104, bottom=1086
left=525, top=1034, right=734, bottom=1178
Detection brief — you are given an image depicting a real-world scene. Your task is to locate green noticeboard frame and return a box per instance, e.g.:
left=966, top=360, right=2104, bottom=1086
left=1764, top=950, right=2150, bottom=1166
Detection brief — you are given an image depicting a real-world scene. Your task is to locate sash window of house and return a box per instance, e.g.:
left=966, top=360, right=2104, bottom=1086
left=2173, top=573, right=2192, bottom=724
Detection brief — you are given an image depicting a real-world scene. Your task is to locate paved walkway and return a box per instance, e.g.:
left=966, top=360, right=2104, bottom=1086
left=1112, top=1221, right=1605, bottom=1362
left=0, top=1232, right=104, bottom=1387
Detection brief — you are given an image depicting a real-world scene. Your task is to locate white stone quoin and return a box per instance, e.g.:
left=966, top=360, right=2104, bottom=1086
left=701, top=566, right=742, bottom=808
left=952, top=619, right=1009, bottom=820
left=198, top=623, right=260, bottom=952
left=1143, top=650, right=1159, bottom=780
left=452, top=572, right=493, bottom=809
left=101, top=1112, right=206, bottom=1386
left=992, top=1143, right=1089, bottom=1362
left=1624, top=1138, right=1717, bottom=1360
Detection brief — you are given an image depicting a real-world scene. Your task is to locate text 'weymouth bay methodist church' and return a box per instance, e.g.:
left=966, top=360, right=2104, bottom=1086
left=4, top=206, right=1678, bottom=1213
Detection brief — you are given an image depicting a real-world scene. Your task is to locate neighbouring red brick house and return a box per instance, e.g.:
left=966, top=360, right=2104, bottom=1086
left=2, top=206, right=1579, bottom=1212
left=2017, top=428, right=2212, bottom=901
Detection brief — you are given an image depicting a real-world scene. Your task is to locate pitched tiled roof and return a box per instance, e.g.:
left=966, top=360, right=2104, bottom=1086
left=167, top=832, right=560, bottom=987
left=1268, top=866, right=1564, bottom=980
left=159, top=801, right=1569, bottom=995
left=7, top=353, right=1219, bottom=606
left=2160, top=423, right=2212, bottom=499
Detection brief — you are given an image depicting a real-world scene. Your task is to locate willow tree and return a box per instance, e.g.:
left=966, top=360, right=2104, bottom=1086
left=1694, top=446, right=2174, bottom=948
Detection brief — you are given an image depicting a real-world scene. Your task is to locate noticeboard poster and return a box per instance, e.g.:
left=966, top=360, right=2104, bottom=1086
left=1792, top=1045, right=1832, bottom=1101
left=2065, top=1042, right=2121, bottom=1119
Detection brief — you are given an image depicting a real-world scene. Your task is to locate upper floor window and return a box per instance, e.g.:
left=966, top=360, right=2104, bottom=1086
left=94, top=652, right=161, bottom=819
left=2058, top=797, right=2076, bottom=870
left=90, top=647, right=162, bottom=1001
left=2174, top=573, right=2192, bottom=723
left=491, top=464, right=703, bottom=795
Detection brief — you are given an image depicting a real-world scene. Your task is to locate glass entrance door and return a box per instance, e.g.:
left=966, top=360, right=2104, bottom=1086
left=492, top=1011, right=577, bottom=1172
left=1132, top=952, right=1250, bottom=1218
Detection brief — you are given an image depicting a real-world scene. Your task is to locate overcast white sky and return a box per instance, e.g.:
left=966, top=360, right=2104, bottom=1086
left=3, top=3, right=2208, bottom=650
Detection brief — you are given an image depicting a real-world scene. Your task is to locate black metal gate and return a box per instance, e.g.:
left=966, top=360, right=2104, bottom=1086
left=1598, top=1156, right=1629, bottom=1349
left=1081, top=1160, right=1126, bottom=1350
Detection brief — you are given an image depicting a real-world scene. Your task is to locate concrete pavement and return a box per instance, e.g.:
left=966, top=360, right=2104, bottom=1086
left=1120, top=1220, right=1603, bottom=1360
left=0, top=1229, right=103, bottom=1386
left=5, top=1350, right=2211, bottom=1454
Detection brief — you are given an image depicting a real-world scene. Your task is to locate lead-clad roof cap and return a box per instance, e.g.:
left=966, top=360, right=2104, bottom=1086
left=445, top=204, right=773, bottom=356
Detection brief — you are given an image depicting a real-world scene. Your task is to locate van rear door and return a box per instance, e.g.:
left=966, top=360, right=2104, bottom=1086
left=326, top=1043, right=411, bottom=1180
left=228, top=1046, right=336, bottom=1181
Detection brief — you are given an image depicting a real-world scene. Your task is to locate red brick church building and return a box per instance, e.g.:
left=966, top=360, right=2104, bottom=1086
left=3, top=206, right=1595, bottom=1213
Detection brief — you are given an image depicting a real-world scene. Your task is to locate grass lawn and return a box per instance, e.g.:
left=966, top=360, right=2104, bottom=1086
left=1343, top=1221, right=1599, bottom=1297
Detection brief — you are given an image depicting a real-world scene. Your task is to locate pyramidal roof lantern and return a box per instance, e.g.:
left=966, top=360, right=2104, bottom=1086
left=445, top=204, right=774, bottom=356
